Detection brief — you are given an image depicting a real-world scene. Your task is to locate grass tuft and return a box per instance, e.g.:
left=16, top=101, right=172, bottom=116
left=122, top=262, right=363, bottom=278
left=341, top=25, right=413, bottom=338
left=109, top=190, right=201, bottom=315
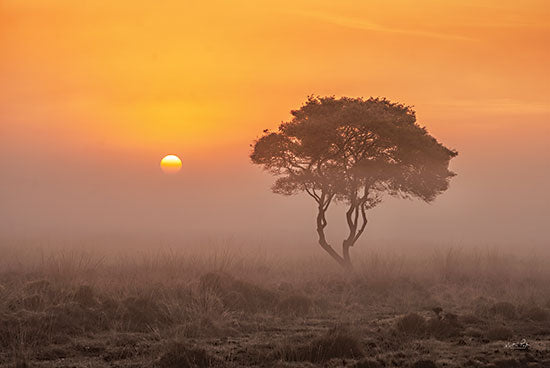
left=396, top=313, right=426, bottom=336
left=278, top=326, right=364, bottom=363
left=199, top=272, right=277, bottom=312
left=157, top=342, right=216, bottom=368
left=353, top=358, right=384, bottom=368
left=276, top=294, right=313, bottom=316
left=411, top=360, right=438, bottom=368
left=74, top=285, right=95, bottom=307
left=521, top=306, right=548, bottom=321
left=489, top=302, right=517, bottom=320
left=486, top=325, right=513, bottom=341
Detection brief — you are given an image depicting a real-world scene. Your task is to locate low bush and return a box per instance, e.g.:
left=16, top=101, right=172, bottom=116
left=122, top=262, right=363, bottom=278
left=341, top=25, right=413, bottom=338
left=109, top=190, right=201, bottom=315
left=277, top=294, right=313, bottom=316
left=158, top=342, right=216, bottom=368
left=412, top=360, right=438, bottom=368
left=199, top=272, right=277, bottom=313
left=396, top=313, right=426, bottom=336
left=489, top=302, right=516, bottom=320
left=486, top=326, right=513, bottom=341
left=521, top=306, right=548, bottom=321
left=278, top=326, right=363, bottom=363
left=353, top=358, right=384, bottom=368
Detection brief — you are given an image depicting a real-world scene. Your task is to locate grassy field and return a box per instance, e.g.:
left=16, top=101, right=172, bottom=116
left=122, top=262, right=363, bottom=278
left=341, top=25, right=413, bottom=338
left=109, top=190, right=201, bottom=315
left=1, top=246, right=550, bottom=367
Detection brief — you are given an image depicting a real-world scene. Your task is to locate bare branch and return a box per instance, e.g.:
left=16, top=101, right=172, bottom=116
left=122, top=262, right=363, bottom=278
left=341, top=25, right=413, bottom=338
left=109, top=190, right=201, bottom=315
left=304, top=186, right=320, bottom=203
left=322, top=193, right=334, bottom=212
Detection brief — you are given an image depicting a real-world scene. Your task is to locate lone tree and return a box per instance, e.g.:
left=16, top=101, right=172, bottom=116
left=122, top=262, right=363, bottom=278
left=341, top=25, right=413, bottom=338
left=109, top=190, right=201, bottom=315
left=250, top=96, right=458, bottom=268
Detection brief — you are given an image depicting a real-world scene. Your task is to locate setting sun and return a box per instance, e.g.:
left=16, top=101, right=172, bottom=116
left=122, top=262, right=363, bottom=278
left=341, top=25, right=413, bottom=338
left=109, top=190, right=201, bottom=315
left=160, top=154, right=182, bottom=174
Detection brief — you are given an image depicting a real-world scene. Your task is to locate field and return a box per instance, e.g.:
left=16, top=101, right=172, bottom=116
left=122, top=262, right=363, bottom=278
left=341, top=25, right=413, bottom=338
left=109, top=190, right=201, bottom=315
left=1, top=246, right=550, bottom=368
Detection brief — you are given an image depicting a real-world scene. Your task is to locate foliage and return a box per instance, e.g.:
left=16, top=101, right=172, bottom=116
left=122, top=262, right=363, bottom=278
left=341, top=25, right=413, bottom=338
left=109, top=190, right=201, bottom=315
left=251, top=96, right=457, bottom=266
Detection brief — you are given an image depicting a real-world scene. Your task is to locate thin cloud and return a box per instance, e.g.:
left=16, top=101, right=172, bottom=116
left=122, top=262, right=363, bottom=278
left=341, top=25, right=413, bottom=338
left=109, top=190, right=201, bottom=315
left=459, top=21, right=550, bottom=29
left=294, top=10, right=475, bottom=41
left=428, top=99, right=550, bottom=114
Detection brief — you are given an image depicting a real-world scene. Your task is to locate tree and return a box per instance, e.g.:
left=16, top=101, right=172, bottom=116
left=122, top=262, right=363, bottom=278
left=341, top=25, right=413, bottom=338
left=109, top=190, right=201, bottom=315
left=250, top=96, right=458, bottom=268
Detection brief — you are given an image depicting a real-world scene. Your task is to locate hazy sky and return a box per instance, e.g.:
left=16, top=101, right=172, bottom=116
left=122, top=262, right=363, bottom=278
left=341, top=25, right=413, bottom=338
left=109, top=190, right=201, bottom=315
left=1, top=1, right=549, bottom=251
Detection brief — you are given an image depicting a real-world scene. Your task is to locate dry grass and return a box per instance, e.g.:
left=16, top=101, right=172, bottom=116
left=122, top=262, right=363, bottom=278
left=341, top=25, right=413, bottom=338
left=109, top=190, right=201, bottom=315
left=158, top=342, right=217, bottom=368
left=276, top=325, right=364, bottom=362
left=396, top=313, right=427, bottom=336
left=1, top=246, right=550, bottom=367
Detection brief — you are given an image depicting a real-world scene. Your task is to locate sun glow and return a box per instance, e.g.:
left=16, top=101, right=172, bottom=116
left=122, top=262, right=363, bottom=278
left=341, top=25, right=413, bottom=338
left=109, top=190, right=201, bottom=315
left=160, top=154, right=182, bottom=174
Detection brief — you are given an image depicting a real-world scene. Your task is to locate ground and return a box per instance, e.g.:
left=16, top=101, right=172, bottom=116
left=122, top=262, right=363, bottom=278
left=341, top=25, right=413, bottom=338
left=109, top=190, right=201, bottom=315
left=1, top=248, right=550, bottom=367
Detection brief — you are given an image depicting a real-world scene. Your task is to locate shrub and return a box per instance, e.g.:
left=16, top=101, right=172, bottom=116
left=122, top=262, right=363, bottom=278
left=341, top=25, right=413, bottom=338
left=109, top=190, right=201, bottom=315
left=396, top=313, right=426, bottom=336
left=425, top=313, right=462, bottom=339
left=199, top=273, right=233, bottom=292
left=122, top=296, right=171, bottom=331
left=492, top=358, right=522, bottom=368
left=158, top=342, right=216, bottom=368
left=412, top=360, right=438, bottom=368
left=20, top=294, right=42, bottom=310
left=460, top=314, right=483, bottom=324
left=425, top=318, right=461, bottom=339
left=198, top=272, right=277, bottom=313
left=0, top=304, right=107, bottom=349
left=354, top=358, right=384, bottom=368
left=74, top=285, right=95, bottom=307
left=47, top=302, right=108, bottom=334
left=489, top=302, right=516, bottom=320
left=24, top=280, right=51, bottom=294
left=486, top=326, right=513, bottom=341
left=521, top=306, right=548, bottom=321
left=279, top=326, right=363, bottom=362
left=15, top=359, right=29, bottom=368
left=277, top=294, right=313, bottom=316
left=464, top=327, right=483, bottom=338
left=34, top=345, right=71, bottom=361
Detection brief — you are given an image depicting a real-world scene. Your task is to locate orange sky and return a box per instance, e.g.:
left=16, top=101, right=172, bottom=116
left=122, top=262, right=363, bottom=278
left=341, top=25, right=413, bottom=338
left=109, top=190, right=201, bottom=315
left=1, top=1, right=549, bottom=248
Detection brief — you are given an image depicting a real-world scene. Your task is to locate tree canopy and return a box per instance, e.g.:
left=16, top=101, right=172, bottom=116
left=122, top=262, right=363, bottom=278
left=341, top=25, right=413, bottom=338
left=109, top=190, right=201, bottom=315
left=250, top=96, right=457, bottom=267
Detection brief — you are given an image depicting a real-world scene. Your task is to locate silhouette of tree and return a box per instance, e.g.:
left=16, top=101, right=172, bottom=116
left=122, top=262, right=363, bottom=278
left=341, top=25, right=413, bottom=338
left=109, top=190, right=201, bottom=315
left=250, top=96, right=458, bottom=268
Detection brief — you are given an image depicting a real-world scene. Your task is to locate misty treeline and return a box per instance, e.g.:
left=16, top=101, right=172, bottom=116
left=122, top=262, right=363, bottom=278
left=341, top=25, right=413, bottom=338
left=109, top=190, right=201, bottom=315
left=251, top=96, right=457, bottom=268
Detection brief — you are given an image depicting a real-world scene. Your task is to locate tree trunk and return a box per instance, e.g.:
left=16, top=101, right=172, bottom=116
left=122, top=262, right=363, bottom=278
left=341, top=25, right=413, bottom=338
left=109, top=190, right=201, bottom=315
left=342, top=239, right=353, bottom=268
left=318, top=236, right=347, bottom=267
left=311, top=191, right=364, bottom=269
left=340, top=201, right=368, bottom=269
left=316, top=204, right=347, bottom=267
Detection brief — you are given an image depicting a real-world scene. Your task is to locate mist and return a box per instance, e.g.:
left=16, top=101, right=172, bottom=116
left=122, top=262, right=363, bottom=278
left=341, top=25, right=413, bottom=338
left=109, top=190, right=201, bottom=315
left=2, top=109, right=549, bottom=254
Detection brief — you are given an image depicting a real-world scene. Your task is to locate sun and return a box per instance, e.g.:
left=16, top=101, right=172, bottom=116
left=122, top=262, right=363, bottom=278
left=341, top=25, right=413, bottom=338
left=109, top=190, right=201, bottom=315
left=160, top=154, right=182, bottom=174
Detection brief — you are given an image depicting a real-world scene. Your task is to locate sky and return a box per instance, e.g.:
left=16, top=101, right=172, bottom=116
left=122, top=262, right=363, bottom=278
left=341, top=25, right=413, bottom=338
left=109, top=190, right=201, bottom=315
left=1, top=0, right=549, bottom=252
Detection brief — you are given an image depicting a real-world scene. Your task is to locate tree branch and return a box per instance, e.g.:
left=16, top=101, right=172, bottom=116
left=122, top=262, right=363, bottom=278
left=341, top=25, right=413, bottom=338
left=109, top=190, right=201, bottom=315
left=304, top=186, right=321, bottom=203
